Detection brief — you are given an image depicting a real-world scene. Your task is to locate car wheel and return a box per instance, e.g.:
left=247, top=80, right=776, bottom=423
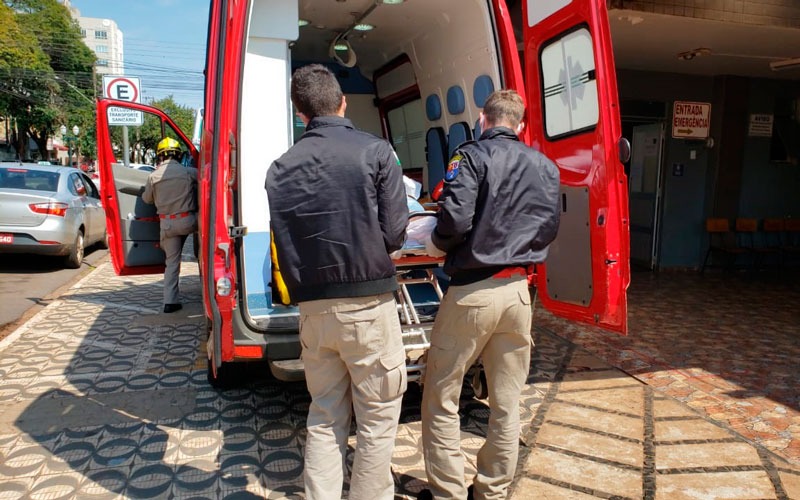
left=65, top=231, right=85, bottom=269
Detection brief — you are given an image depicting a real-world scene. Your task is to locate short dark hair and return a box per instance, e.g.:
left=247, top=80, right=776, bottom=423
left=482, top=90, right=525, bottom=128
left=291, top=64, right=343, bottom=120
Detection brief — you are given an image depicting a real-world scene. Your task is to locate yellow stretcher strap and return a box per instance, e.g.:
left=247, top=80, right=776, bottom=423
left=270, top=232, right=292, bottom=306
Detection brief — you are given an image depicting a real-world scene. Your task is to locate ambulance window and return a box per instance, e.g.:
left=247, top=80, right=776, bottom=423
left=387, top=99, right=426, bottom=170
left=164, top=126, right=194, bottom=168
left=540, top=26, right=599, bottom=139
left=105, top=106, right=193, bottom=167
left=291, top=108, right=306, bottom=143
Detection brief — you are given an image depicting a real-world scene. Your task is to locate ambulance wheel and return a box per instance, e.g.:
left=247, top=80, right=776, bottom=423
left=471, top=366, right=489, bottom=400
left=207, top=356, right=238, bottom=389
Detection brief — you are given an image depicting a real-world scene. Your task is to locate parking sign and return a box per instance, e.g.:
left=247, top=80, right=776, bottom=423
left=103, top=76, right=144, bottom=126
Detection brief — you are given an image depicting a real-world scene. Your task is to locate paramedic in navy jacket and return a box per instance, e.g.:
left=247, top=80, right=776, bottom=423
left=265, top=64, right=408, bottom=500
left=418, top=90, right=560, bottom=500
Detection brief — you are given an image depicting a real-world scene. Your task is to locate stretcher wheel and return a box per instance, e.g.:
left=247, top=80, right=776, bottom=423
left=471, top=366, right=488, bottom=400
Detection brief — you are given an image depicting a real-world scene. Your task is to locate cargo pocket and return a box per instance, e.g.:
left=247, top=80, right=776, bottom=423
left=453, top=292, right=492, bottom=334
left=379, top=347, right=407, bottom=400
left=517, top=288, right=533, bottom=335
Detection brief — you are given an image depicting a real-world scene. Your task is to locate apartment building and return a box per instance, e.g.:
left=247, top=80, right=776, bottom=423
left=59, top=0, right=124, bottom=75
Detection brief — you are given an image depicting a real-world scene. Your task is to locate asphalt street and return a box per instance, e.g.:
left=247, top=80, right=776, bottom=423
left=0, top=247, right=109, bottom=335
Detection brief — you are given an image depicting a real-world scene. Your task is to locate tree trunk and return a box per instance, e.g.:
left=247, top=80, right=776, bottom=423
left=32, top=128, right=48, bottom=161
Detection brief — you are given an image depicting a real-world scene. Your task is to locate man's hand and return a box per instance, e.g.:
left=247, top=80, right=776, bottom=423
left=424, top=234, right=446, bottom=258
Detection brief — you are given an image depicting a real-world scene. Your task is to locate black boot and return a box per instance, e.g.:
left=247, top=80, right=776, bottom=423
left=416, top=489, right=433, bottom=500
left=164, top=303, right=182, bottom=313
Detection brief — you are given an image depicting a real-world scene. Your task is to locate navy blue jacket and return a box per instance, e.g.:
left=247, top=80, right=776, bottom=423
left=266, top=116, right=408, bottom=302
left=432, top=127, right=560, bottom=285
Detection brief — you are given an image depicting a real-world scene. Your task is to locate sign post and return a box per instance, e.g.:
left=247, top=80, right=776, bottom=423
left=672, top=101, right=711, bottom=139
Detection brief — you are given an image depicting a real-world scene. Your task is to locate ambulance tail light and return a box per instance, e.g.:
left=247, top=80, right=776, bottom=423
left=233, top=345, right=263, bottom=359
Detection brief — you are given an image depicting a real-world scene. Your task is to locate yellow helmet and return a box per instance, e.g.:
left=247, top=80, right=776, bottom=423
left=156, top=137, right=181, bottom=157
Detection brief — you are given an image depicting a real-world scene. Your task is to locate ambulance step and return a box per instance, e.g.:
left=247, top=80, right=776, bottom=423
left=268, top=358, right=305, bottom=382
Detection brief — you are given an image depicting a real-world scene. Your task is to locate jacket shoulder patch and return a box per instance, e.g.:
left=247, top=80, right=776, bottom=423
left=446, top=154, right=462, bottom=181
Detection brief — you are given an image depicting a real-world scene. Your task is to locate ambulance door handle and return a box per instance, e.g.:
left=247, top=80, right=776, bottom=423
left=618, top=137, right=631, bottom=164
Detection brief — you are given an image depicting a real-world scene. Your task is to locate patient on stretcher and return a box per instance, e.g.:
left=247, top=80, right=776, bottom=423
left=402, top=215, right=437, bottom=255
left=399, top=175, right=441, bottom=258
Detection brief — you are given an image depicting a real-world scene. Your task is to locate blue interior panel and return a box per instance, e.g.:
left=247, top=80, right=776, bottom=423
left=446, top=85, right=466, bottom=115
left=426, top=94, right=442, bottom=121
left=472, top=75, right=494, bottom=107
left=448, top=122, right=472, bottom=157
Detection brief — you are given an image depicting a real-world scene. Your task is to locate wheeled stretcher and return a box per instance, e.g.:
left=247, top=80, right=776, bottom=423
left=395, top=253, right=444, bottom=382
left=393, top=211, right=445, bottom=382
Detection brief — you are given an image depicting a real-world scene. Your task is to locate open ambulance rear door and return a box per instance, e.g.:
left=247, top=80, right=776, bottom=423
left=522, top=0, right=630, bottom=334
left=95, top=99, right=199, bottom=276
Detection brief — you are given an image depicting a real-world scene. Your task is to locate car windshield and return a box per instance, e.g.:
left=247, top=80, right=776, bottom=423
left=0, top=169, right=60, bottom=192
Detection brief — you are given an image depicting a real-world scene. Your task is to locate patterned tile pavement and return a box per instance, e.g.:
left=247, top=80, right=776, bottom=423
left=0, top=252, right=798, bottom=499
left=535, top=269, right=800, bottom=468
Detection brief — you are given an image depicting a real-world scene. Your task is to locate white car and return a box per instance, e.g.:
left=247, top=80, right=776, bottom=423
left=0, top=163, right=107, bottom=268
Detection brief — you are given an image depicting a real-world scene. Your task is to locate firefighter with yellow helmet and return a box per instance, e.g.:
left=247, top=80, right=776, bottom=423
left=142, top=137, right=198, bottom=313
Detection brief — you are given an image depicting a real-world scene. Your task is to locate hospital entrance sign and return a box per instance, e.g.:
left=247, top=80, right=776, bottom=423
left=672, top=101, right=710, bottom=139
left=103, top=76, right=144, bottom=126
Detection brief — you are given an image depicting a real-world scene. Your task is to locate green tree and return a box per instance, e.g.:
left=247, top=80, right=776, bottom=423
left=0, top=2, right=53, bottom=159
left=2, top=0, right=95, bottom=160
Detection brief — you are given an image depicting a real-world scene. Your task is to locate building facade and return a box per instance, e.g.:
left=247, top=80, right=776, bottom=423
left=77, top=17, right=124, bottom=75
left=602, top=0, right=800, bottom=270
left=59, top=0, right=124, bottom=75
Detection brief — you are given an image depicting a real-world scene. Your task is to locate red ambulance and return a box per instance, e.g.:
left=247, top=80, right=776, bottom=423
left=95, top=0, right=630, bottom=386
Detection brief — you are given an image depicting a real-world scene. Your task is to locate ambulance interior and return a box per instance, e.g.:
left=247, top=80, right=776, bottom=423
left=240, top=0, right=508, bottom=327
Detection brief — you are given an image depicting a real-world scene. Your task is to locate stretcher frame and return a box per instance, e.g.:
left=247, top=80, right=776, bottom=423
left=394, top=252, right=444, bottom=382
left=393, top=210, right=445, bottom=382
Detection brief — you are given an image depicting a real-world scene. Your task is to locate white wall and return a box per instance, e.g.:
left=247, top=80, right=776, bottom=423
left=240, top=0, right=298, bottom=232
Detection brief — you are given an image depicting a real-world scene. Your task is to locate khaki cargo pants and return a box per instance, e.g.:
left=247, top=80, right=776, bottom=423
left=299, top=293, right=408, bottom=500
left=422, top=276, right=532, bottom=500
left=159, top=213, right=197, bottom=305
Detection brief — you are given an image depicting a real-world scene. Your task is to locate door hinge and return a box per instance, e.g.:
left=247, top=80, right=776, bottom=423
left=229, top=226, right=247, bottom=239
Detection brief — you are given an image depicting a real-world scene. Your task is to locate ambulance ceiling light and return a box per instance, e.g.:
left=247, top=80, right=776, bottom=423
left=298, top=18, right=310, bottom=27
left=677, top=48, right=711, bottom=61
left=354, top=23, right=374, bottom=31
left=618, top=14, right=643, bottom=25
left=770, top=57, right=800, bottom=71
left=381, top=0, right=405, bottom=4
